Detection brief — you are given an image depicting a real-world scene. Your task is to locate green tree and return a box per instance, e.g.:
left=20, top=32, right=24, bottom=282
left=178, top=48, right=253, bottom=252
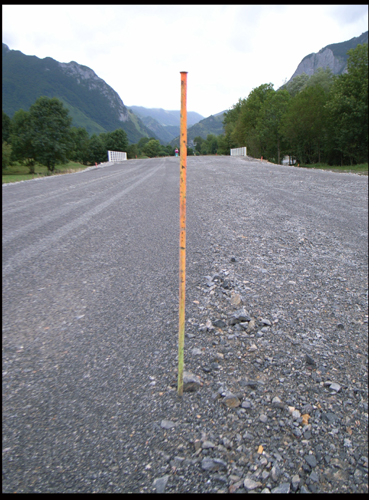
left=325, top=43, right=368, bottom=165
left=235, top=83, right=275, bottom=157
left=2, top=110, right=11, bottom=144
left=28, top=97, right=72, bottom=172
left=305, top=67, right=335, bottom=93
left=281, top=84, right=328, bottom=164
left=87, top=134, right=107, bottom=164
left=193, top=136, right=205, bottom=154
left=204, top=134, right=218, bottom=154
left=127, top=143, right=139, bottom=159
left=104, top=128, right=129, bottom=153
left=142, top=139, right=161, bottom=157
left=2, top=142, right=12, bottom=170
left=285, top=73, right=310, bottom=97
left=10, top=109, right=36, bottom=172
left=68, top=127, right=90, bottom=164
left=257, top=89, right=291, bottom=164
left=216, top=134, right=230, bottom=155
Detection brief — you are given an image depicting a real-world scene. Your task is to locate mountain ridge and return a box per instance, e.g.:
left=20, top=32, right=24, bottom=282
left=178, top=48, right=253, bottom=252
left=2, top=44, right=158, bottom=143
left=286, top=31, right=368, bottom=84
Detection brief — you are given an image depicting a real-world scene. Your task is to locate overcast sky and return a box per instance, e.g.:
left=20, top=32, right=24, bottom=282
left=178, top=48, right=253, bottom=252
left=2, top=5, right=368, bottom=118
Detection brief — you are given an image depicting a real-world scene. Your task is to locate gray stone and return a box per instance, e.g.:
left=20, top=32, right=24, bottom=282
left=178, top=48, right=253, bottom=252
left=329, top=382, right=341, bottom=392
left=244, top=478, right=262, bottom=490
left=291, top=474, right=300, bottom=492
left=161, top=419, right=176, bottom=429
left=183, top=371, right=201, bottom=392
left=309, top=471, right=319, bottom=483
left=241, top=400, right=252, bottom=409
left=271, top=464, right=281, bottom=482
left=305, top=455, right=317, bottom=468
left=259, top=414, right=268, bottom=423
left=201, top=457, right=227, bottom=471
left=261, top=318, right=272, bottom=326
left=300, top=485, right=311, bottom=493
left=191, top=347, right=203, bottom=356
left=271, top=482, right=290, bottom=494
left=202, top=440, right=216, bottom=449
left=213, top=319, right=227, bottom=329
left=222, top=394, right=241, bottom=408
left=305, top=354, right=316, bottom=366
left=153, top=475, right=169, bottom=493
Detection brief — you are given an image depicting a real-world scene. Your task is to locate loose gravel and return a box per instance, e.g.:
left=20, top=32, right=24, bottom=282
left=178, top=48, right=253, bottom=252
left=2, top=156, right=368, bottom=493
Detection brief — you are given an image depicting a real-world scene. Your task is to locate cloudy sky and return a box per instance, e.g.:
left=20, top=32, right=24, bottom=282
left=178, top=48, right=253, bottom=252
left=2, top=5, right=368, bottom=118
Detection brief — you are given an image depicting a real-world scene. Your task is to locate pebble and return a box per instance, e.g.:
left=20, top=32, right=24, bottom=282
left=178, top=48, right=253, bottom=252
left=271, top=482, right=290, bottom=494
left=201, top=457, right=227, bottom=471
left=183, top=371, right=201, bottom=392
left=305, top=455, right=317, bottom=468
left=153, top=475, right=169, bottom=493
left=161, top=419, right=176, bottom=429
left=244, top=478, right=262, bottom=490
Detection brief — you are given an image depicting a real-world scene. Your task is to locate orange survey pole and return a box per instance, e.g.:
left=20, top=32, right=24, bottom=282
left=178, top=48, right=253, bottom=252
left=178, top=71, right=188, bottom=396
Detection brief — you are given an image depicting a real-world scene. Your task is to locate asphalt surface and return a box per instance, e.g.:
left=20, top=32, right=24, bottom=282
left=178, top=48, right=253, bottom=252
left=2, top=156, right=368, bottom=493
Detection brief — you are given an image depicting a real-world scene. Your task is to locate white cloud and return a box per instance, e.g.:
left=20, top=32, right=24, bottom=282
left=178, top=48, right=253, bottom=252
left=2, top=5, right=368, bottom=117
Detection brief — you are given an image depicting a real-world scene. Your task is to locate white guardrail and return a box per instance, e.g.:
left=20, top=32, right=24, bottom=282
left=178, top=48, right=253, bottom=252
left=230, top=147, right=247, bottom=156
left=108, top=150, right=127, bottom=162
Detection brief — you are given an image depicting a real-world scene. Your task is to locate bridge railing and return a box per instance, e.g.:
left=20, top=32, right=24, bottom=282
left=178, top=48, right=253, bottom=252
left=230, top=147, right=247, bottom=156
left=108, top=150, right=127, bottom=162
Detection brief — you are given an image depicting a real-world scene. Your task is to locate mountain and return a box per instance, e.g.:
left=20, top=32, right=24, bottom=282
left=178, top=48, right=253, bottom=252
left=127, top=106, right=204, bottom=144
left=169, top=111, right=226, bottom=148
left=2, top=43, right=157, bottom=143
left=286, top=31, right=368, bottom=84
left=127, top=106, right=203, bottom=127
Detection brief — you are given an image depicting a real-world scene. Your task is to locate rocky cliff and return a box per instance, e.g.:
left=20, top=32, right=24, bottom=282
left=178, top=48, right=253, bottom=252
left=287, top=31, right=368, bottom=83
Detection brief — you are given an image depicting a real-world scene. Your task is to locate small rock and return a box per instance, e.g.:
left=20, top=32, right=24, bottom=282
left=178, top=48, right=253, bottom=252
left=231, top=293, right=242, bottom=306
left=261, top=487, right=271, bottom=493
left=292, top=410, right=301, bottom=419
left=244, top=478, right=262, bottom=490
left=305, top=354, right=316, bottom=366
left=183, top=371, right=201, bottom=392
left=213, top=319, right=227, bottom=329
left=243, top=431, right=254, bottom=440
left=223, top=394, right=241, bottom=408
left=305, top=455, right=317, bottom=468
left=249, top=343, right=258, bottom=352
left=329, top=382, right=341, bottom=392
left=259, top=414, right=268, bottom=423
left=309, top=471, right=319, bottom=483
left=241, top=400, right=252, bottom=409
left=201, top=457, right=227, bottom=471
left=260, top=318, right=271, bottom=326
left=271, top=483, right=290, bottom=494
left=206, top=319, right=214, bottom=331
left=161, top=419, right=176, bottom=429
left=153, top=475, right=169, bottom=493
left=271, top=464, right=281, bottom=481
left=230, top=257, right=236, bottom=262
left=202, top=440, right=216, bottom=449
left=191, top=348, right=203, bottom=356
left=247, top=319, right=256, bottom=332
left=291, top=474, right=300, bottom=492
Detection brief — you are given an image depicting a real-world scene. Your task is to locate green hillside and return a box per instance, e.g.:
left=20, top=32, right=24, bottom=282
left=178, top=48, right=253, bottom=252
left=170, top=112, right=225, bottom=147
left=2, top=44, right=157, bottom=143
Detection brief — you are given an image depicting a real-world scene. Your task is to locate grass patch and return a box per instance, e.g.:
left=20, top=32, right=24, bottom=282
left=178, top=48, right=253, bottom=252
left=295, top=162, right=368, bottom=175
left=2, top=161, right=91, bottom=184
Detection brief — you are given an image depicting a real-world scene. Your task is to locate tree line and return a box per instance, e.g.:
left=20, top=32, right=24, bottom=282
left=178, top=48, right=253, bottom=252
left=221, top=43, right=368, bottom=166
left=2, top=97, right=186, bottom=172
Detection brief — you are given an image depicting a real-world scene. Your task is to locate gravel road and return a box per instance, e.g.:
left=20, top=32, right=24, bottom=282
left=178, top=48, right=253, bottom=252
left=2, top=156, right=368, bottom=493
